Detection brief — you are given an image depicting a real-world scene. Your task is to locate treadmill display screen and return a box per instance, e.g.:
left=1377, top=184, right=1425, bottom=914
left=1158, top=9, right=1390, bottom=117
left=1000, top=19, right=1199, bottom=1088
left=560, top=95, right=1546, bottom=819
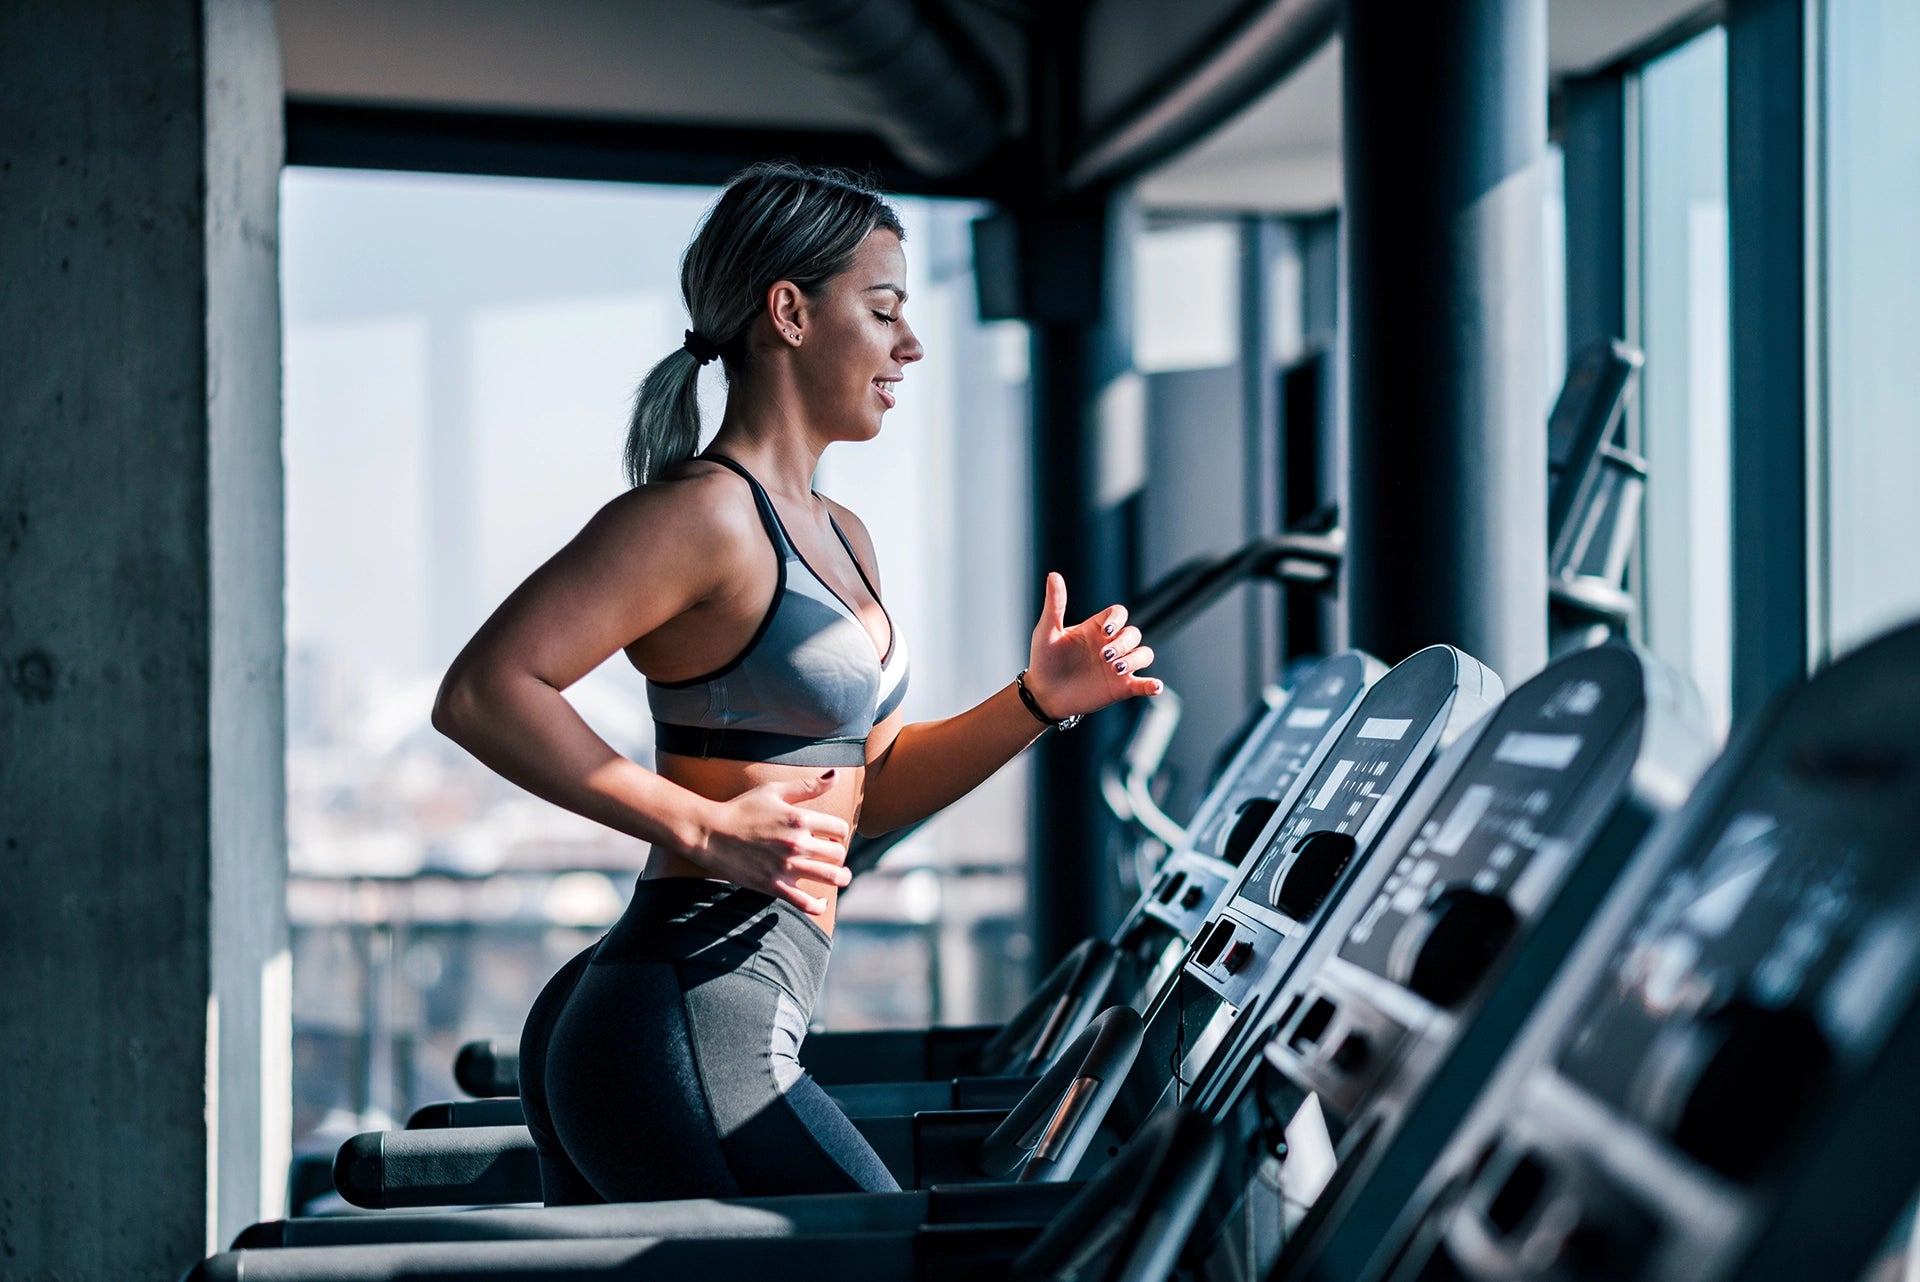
left=1339, top=646, right=1642, bottom=980
left=1233, top=648, right=1459, bottom=919
left=1493, top=731, right=1585, bottom=770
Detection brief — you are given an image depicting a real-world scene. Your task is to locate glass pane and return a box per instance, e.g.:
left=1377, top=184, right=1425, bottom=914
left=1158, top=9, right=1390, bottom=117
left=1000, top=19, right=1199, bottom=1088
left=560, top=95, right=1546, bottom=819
left=1637, top=27, right=1732, bottom=736
left=1134, top=220, right=1240, bottom=372
left=1543, top=142, right=1568, bottom=397
left=1824, top=0, right=1920, bottom=657
left=282, top=169, right=1032, bottom=1162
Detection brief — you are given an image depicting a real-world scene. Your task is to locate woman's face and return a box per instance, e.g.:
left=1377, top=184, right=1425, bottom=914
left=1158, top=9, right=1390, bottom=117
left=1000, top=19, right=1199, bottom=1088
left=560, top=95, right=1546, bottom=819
left=790, top=229, right=923, bottom=440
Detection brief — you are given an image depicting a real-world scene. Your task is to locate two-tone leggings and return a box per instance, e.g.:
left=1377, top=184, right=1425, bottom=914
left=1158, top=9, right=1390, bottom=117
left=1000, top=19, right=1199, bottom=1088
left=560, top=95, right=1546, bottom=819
left=519, top=877, right=900, bottom=1204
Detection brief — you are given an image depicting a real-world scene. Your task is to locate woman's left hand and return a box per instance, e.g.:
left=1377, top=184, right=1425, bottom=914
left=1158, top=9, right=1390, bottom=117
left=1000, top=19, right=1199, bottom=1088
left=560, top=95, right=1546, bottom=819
left=1023, top=572, right=1161, bottom=721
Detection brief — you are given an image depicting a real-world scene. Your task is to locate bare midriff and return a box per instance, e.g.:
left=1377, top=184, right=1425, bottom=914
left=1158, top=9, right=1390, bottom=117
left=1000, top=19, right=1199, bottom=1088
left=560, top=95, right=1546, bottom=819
left=647, top=750, right=866, bottom=937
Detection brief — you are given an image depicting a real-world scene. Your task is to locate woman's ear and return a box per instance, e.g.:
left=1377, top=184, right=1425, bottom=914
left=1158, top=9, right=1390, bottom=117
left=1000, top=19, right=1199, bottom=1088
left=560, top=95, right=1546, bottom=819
left=766, top=280, right=806, bottom=346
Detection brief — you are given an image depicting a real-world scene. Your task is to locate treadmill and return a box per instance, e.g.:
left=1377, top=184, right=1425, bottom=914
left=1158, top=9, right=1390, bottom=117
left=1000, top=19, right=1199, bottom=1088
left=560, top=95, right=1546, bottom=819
left=1288, top=617, right=1920, bottom=1282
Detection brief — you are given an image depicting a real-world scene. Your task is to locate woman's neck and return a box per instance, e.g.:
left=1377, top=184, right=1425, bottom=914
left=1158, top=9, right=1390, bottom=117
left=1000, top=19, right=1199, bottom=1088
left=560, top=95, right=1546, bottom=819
left=708, top=382, right=827, bottom=501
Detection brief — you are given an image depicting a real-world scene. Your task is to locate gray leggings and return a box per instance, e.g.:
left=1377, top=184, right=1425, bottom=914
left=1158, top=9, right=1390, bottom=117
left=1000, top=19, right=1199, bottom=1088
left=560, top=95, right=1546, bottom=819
left=520, top=878, right=900, bottom=1204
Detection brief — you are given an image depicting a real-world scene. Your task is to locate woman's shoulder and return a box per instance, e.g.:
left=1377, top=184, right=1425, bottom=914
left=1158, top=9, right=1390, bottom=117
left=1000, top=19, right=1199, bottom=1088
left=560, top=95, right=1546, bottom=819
left=605, top=459, right=761, bottom=533
left=578, top=461, right=769, bottom=573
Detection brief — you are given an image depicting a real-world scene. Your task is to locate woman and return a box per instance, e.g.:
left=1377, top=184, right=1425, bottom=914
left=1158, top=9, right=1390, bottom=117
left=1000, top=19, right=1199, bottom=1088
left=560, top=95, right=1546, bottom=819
left=432, top=162, right=1160, bottom=1205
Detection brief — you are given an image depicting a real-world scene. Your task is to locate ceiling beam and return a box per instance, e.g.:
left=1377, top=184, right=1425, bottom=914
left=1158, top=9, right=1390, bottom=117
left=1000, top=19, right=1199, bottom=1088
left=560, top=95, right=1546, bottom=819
left=284, top=99, right=1017, bottom=198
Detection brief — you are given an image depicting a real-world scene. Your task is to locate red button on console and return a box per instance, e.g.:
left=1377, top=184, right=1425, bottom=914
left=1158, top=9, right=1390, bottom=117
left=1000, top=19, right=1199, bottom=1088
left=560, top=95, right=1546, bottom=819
left=1223, top=941, right=1256, bottom=974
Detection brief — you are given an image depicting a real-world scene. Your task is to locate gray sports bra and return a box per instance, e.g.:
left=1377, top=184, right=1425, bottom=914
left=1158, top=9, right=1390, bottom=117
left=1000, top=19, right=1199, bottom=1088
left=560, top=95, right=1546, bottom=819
left=647, top=455, right=910, bottom=767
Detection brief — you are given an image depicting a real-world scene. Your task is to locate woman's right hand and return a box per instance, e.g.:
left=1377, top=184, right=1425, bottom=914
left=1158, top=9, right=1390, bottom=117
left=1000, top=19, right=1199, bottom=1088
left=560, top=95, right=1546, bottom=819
left=691, top=771, right=853, bottom=915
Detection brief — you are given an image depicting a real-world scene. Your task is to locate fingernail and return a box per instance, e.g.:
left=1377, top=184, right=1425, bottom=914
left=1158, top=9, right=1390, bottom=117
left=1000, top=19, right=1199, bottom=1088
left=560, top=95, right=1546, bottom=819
left=1153, top=680, right=1165, bottom=693
left=1102, top=646, right=1116, bottom=661
left=1103, top=623, right=1116, bottom=637
left=1114, top=660, right=1128, bottom=674
left=822, top=769, right=837, bottom=781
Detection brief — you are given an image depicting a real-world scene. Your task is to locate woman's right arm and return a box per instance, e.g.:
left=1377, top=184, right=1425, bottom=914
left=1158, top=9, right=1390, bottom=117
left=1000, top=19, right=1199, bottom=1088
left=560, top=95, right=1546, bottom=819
left=430, top=475, right=852, bottom=912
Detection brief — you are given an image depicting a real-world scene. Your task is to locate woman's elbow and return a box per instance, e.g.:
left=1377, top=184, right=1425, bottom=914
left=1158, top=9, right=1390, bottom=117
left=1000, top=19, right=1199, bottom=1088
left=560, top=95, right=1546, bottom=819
left=431, top=666, right=484, bottom=744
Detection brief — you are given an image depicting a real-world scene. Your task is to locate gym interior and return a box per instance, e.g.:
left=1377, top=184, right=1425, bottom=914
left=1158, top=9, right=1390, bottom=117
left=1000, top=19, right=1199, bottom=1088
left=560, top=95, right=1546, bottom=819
left=6, top=1, right=1920, bottom=1279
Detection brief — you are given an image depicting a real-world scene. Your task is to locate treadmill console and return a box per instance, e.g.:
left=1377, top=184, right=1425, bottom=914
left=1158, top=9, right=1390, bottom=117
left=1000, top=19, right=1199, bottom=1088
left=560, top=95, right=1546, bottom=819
left=1252, top=645, right=1711, bottom=1281
left=1378, top=621, right=1920, bottom=1282
left=1139, top=651, right=1381, bottom=948
left=1168, top=646, right=1501, bottom=1098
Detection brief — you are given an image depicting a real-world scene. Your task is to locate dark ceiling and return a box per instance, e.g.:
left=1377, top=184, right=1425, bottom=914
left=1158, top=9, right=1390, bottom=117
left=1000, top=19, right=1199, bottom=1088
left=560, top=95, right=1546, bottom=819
left=280, top=0, right=1716, bottom=209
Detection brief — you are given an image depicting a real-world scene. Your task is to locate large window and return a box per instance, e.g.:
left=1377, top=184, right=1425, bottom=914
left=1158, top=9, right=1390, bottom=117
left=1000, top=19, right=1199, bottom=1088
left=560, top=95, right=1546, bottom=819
left=1134, top=219, right=1241, bottom=374
left=1635, top=27, right=1733, bottom=735
left=1821, top=0, right=1920, bottom=658
left=282, top=169, right=1032, bottom=1164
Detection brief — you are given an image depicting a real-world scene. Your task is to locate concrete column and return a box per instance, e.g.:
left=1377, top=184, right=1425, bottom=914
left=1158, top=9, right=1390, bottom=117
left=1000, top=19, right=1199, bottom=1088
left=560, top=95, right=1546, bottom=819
left=0, top=2, right=287, bottom=1276
left=1023, top=192, right=1137, bottom=966
left=1342, top=0, right=1550, bottom=680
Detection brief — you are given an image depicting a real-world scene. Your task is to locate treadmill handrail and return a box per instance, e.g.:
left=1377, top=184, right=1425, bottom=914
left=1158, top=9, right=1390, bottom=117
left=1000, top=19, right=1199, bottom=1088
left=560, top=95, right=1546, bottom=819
left=1133, top=528, right=1346, bottom=637
left=976, top=1005, right=1145, bottom=1182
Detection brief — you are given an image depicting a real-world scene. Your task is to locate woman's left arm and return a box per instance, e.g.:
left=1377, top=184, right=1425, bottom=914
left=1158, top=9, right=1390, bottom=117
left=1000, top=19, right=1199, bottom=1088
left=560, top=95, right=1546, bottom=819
left=857, top=570, right=1159, bottom=836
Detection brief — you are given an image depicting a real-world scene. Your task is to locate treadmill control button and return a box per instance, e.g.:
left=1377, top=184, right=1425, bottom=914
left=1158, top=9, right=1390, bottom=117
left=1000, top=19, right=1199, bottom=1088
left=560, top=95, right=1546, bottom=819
left=1222, top=941, right=1256, bottom=974
left=1477, top=1146, right=1653, bottom=1277
left=1193, top=918, right=1235, bottom=968
left=1330, top=1033, right=1371, bottom=1073
left=1628, top=998, right=1830, bottom=1180
left=1272, top=831, right=1359, bottom=920
left=1222, top=798, right=1282, bottom=866
left=1181, top=885, right=1207, bottom=910
left=1290, top=997, right=1337, bottom=1051
left=1388, top=886, right=1518, bottom=1008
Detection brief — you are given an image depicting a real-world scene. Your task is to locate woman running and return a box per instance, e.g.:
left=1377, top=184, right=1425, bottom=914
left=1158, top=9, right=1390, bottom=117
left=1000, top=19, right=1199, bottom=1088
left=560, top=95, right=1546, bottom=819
left=433, top=162, right=1159, bottom=1204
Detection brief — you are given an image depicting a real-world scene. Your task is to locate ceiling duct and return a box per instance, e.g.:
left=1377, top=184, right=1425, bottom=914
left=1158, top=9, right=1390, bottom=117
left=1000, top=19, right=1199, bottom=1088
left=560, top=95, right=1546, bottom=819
left=1068, top=0, right=1337, bottom=191
left=717, top=0, right=1010, bottom=178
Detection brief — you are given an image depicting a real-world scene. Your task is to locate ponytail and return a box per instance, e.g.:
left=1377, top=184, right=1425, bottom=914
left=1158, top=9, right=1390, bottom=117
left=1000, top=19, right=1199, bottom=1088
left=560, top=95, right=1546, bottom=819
left=624, top=346, right=705, bottom=487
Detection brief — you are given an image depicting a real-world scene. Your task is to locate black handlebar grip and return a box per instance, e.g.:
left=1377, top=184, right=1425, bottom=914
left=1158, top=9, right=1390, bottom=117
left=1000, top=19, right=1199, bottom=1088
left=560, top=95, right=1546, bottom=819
left=453, top=1039, right=522, bottom=1098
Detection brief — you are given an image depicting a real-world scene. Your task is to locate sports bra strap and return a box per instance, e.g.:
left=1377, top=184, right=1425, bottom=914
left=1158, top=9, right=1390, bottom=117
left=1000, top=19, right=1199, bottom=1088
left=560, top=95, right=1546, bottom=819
left=827, top=516, right=883, bottom=603
left=700, top=454, right=793, bottom=557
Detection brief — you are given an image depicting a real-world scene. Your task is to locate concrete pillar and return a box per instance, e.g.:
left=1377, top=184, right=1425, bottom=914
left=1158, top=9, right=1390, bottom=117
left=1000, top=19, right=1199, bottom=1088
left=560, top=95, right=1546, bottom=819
left=0, top=2, right=287, bottom=1276
left=1023, top=192, right=1137, bottom=965
left=1342, top=0, right=1550, bottom=681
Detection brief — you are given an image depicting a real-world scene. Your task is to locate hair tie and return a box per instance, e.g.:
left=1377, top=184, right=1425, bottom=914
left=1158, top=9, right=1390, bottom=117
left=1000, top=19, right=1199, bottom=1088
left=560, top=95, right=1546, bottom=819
left=682, top=329, right=722, bottom=366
